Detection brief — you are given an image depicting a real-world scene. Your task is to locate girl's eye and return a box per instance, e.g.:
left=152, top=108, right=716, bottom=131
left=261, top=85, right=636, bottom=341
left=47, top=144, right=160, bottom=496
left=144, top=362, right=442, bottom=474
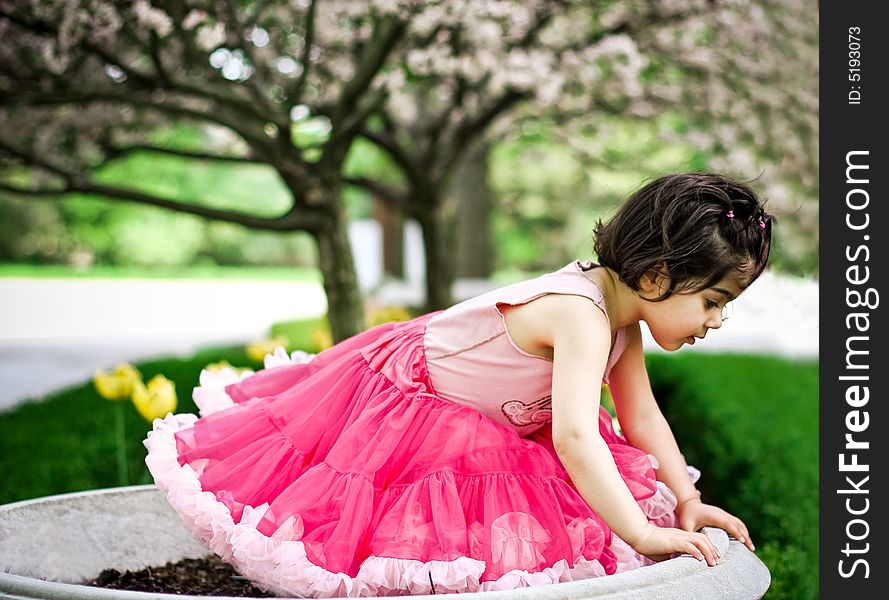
left=706, top=299, right=720, bottom=309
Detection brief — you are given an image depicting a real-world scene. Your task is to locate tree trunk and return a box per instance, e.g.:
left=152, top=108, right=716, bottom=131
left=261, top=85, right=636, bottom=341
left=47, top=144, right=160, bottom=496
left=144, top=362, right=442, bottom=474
left=373, top=195, right=404, bottom=278
left=418, top=201, right=455, bottom=312
left=315, top=199, right=365, bottom=342
left=453, top=140, right=493, bottom=278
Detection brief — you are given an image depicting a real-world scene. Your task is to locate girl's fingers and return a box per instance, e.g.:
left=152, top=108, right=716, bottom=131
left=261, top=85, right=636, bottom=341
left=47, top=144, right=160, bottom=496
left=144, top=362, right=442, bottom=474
left=739, top=523, right=755, bottom=551
left=692, top=533, right=719, bottom=566
left=704, top=533, right=721, bottom=564
left=729, top=518, right=756, bottom=552
left=685, top=541, right=706, bottom=563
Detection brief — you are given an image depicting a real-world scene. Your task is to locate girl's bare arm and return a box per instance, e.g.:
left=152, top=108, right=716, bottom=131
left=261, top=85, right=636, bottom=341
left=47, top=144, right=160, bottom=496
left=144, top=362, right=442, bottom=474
left=537, top=295, right=719, bottom=565
left=606, top=323, right=700, bottom=505
left=545, top=296, right=651, bottom=545
left=607, top=324, right=756, bottom=550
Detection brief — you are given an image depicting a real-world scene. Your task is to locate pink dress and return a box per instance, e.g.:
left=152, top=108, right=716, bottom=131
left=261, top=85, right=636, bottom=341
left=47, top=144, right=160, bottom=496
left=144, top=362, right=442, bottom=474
left=144, top=260, right=689, bottom=598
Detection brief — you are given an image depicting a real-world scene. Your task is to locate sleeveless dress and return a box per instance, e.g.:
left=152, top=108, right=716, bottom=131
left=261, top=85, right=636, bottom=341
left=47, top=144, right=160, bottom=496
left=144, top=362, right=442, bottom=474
left=143, top=260, right=693, bottom=598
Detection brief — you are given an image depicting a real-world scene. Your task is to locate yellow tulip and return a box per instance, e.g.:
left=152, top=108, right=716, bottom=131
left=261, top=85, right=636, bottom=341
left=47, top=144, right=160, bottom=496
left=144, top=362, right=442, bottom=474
left=204, top=360, right=251, bottom=376
left=245, top=336, right=289, bottom=363
left=93, top=363, right=142, bottom=401
left=600, top=384, right=622, bottom=434
left=367, top=306, right=413, bottom=328
left=131, top=374, right=177, bottom=422
left=310, top=327, right=333, bottom=352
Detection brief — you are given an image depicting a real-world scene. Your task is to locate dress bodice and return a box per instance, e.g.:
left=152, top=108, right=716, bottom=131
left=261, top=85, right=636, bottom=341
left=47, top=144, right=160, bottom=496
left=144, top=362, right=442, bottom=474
left=423, top=260, right=627, bottom=434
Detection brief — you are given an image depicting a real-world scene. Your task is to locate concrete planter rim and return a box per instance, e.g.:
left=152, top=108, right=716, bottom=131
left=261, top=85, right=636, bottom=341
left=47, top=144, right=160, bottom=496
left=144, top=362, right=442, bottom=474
left=0, top=486, right=770, bottom=600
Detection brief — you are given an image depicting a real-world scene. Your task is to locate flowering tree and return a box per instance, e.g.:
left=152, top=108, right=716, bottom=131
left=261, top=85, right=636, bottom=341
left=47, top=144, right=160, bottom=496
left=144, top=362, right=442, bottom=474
left=366, top=0, right=817, bottom=303
left=0, top=0, right=404, bottom=340
left=0, top=0, right=817, bottom=335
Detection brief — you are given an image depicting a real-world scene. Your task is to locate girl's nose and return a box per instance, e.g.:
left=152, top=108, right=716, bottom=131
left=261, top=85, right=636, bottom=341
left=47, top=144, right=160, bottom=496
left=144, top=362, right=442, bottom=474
left=706, top=304, right=730, bottom=330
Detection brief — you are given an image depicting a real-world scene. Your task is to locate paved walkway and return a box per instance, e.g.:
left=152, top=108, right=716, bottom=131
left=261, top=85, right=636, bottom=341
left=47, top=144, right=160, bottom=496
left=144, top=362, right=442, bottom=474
left=0, top=272, right=817, bottom=413
left=0, top=278, right=327, bottom=412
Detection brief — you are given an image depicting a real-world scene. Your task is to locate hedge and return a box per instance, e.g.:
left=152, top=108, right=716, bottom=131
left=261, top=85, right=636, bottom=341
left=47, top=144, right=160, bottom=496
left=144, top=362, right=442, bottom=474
left=646, top=352, right=818, bottom=600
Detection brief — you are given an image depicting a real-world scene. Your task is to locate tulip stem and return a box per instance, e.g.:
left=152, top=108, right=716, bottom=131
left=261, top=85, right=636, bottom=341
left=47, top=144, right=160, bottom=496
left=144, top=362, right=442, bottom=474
left=115, top=402, right=129, bottom=485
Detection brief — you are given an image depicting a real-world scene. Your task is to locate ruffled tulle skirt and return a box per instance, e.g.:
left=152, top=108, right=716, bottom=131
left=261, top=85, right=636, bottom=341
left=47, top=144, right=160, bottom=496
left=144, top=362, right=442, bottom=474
left=144, top=313, right=691, bottom=597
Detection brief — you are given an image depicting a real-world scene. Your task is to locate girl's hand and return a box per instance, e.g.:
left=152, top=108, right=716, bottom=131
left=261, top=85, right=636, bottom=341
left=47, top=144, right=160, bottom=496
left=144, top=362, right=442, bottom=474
left=629, top=522, right=721, bottom=566
left=676, top=498, right=756, bottom=552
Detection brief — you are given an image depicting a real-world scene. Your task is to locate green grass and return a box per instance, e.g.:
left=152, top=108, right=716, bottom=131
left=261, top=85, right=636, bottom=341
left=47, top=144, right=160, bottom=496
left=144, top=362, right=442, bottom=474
left=0, top=319, right=329, bottom=505
left=0, top=263, right=322, bottom=281
left=0, top=345, right=264, bottom=504
left=646, top=353, right=818, bottom=600
left=270, top=315, right=331, bottom=350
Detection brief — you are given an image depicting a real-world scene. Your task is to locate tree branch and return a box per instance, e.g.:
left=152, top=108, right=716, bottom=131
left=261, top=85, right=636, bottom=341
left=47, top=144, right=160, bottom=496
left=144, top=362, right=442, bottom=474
left=148, top=30, right=172, bottom=86
left=1, top=115, right=322, bottom=231
left=101, top=144, right=266, bottom=165
left=166, top=3, right=210, bottom=79
left=76, top=180, right=327, bottom=231
left=222, top=0, right=275, bottom=114
left=0, top=6, right=277, bottom=127
left=0, top=179, right=328, bottom=232
left=288, top=0, right=319, bottom=106
left=588, top=3, right=715, bottom=51
left=343, top=175, right=411, bottom=215
left=438, top=89, right=529, bottom=180
left=0, top=135, right=306, bottom=229
left=0, top=138, right=70, bottom=180
left=324, top=86, right=389, bottom=160
left=515, top=2, right=558, bottom=49
left=0, top=90, right=275, bottom=158
left=357, top=126, right=423, bottom=192
left=336, top=15, right=405, bottom=122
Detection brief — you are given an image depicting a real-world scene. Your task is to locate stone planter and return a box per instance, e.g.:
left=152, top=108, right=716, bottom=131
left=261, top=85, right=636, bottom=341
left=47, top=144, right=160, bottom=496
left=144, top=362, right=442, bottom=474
left=0, top=486, right=770, bottom=599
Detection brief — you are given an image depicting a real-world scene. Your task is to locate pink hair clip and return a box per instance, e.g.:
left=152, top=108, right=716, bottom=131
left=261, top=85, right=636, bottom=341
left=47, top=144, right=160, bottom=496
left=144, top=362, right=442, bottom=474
left=726, top=210, right=735, bottom=219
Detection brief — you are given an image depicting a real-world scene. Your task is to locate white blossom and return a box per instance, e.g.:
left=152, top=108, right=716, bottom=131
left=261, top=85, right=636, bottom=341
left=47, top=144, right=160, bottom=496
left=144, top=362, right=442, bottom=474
left=87, top=1, right=122, bottom=42
left=196, top=21, right=226, bottom=52
left=133, top=0, right=172, bottom=38
left=182, top=10, right=207, bottom=31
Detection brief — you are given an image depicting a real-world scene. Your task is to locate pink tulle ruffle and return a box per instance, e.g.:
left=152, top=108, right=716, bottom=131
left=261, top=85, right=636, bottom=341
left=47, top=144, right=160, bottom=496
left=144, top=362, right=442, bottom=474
left=146, top=410, right=615, bottom=597
left=145, top=318, right=692, bottom=597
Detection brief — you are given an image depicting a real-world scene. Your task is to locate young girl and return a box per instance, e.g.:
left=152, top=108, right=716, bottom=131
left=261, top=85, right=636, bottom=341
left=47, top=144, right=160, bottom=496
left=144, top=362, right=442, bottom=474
left=144, top=172, right=771, bottom=598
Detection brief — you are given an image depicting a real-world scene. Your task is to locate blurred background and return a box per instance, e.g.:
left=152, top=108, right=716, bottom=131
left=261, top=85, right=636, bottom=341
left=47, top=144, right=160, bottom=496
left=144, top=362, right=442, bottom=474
left=0, top=1, right=817, bottom=598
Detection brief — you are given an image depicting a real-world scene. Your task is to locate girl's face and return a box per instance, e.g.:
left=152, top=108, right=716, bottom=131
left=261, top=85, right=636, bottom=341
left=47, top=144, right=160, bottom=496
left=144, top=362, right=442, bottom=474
left=638, top=272, right=745, bottom=352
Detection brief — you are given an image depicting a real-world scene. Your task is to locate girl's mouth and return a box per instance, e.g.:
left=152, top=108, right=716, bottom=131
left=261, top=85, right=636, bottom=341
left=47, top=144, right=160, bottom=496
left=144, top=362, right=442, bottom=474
left=686, top=336, right=696, bottom=345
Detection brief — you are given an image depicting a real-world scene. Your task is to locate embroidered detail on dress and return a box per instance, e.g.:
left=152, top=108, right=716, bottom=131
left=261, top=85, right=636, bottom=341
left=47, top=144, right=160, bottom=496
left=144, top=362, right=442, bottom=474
left=501, top=395, right=552, bottom=427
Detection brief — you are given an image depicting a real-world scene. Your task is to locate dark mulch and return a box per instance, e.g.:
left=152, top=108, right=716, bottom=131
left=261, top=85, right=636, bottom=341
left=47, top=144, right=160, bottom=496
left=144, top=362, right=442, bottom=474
left=85, top=555, right=276, bottom=597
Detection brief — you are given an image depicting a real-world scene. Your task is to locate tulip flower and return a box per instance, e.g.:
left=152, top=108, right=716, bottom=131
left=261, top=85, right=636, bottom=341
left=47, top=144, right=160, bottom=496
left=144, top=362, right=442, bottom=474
left=93, top=362, right=142, bottom=401
left=204, top=360, right=252, bottom=376
left=367, top=306, right=413, bottom=328
left=311, top=328, right=333, bottom=352
left=131, top=374, right=178, bottom=422
left=246, top=336, right=290, bottom=363
left=93, top=362, right=143, bottom=485
left=264, top=347, right=316, bottom=369
left=600, top=384, right=622, bottom=434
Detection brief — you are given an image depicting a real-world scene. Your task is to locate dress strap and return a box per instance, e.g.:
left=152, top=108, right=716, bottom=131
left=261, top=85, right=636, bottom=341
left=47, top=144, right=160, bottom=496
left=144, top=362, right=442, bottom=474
left=573, top=260, right=628, bottom=369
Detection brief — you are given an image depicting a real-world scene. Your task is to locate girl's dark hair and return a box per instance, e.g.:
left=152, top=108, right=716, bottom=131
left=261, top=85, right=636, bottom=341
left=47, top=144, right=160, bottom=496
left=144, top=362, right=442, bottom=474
left=592, top=172, right=775, bottom=301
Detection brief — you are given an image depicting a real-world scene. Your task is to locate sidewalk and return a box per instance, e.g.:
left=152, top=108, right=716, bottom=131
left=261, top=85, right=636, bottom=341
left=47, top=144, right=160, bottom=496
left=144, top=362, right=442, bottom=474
left=0, top=278, right=327, bottom=412
left=0, top=271, right=817, bottom=413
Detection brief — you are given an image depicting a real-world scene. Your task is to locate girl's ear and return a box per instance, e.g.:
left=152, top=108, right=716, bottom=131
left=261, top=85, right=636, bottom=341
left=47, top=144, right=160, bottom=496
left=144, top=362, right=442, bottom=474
left=639, top=263, right=671, bottom=296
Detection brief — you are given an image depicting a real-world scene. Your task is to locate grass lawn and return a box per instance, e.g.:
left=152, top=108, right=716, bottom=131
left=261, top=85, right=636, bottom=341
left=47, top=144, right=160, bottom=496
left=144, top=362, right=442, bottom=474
left=647, top=353, right=819, bottom=600
left=0, top=263, right=322, bottom=281
left=0, top=317, right=330, bottom=505
left=0, top=344, right=263, bottom=503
